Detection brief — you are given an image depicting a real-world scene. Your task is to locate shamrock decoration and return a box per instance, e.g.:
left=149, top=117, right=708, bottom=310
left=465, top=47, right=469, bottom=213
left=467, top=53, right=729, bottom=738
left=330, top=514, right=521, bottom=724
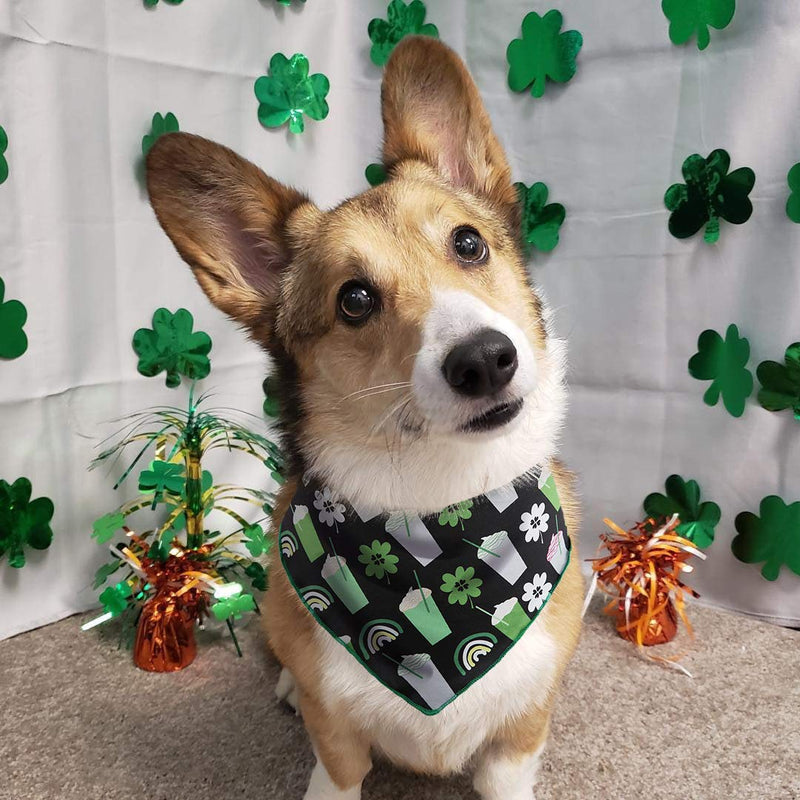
left=365, top=163, right=387, bottom=187
left=93, top=560, right=121, bottom=589
left=0, top=478, right=54, bottom=568
left=139, top=460, right=185, bottom=505
left=0, top=124, right=8, bottom=184
left=785, top=163, right=800, bottom=223
left=514, top=181, right=566, bottom=254
left=440, top=566, right=482, bottom=606
left=142, top=112, right=179, bottom=156
left=263, top=374, right=280, bottom=418
left=688, top=324, right=752, bottom=417
left=661, top=0, right=736, bottom=50
left=0, top=277, right=28, bottom=360
left=99, top=582, right=132, bottom=616
left=143, top=0, right=183, bottom=7
left=243, top=524, right=270, bottom=558
left=367, top=0, right=439, bottom=67
left=132, top=308, right=212, bottom=388
left=212, top=591, right=256, bottom=621
left=643, top=474, right=721, bottom=548
left=358, top=540, right=399, bottom=580
left=438, top=500, right=473, bottom=530
left=244, top=561, right=268, bottom=591
left=276, top=0, right=306, bottom=4
left=507, top=10, right=583, bottom=99
left=757, top=343, right=800, bottom=419
left=92, top=511, right=125, bottom=544
left=254, top=53, right=330, bottom=135
left=665, top=150, right=755, bottom=244
left=732, top=496, right=800, bottom=581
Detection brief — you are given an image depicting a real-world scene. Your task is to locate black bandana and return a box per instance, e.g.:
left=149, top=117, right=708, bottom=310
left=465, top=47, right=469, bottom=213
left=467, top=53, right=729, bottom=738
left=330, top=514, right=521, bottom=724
left=278, top=469, right=570, bottom=715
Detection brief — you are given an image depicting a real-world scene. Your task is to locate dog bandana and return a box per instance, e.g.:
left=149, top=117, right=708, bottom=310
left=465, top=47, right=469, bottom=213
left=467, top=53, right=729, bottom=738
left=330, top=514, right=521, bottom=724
left=278, top=469, right=570, bottom=715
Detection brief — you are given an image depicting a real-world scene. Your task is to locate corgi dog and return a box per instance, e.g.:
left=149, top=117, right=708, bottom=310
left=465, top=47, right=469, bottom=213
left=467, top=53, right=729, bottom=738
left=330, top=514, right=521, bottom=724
left=146, top=36, right=582, bottom=800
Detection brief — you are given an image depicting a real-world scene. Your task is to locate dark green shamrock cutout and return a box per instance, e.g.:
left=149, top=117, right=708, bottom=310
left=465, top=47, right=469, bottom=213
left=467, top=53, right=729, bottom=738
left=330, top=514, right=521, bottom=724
left=243, top=524, right=270, bottom=558
left=365, top=163, right=387, bottom=187
left=0, top=277, right=28, bottom=360
left=665, top=150, right=755, bottom=244
left=99, top=582, right=131, bottom=616
left=0, top=125, right=8, bottom=185
left=144, top=0, right=183, bottom=7
left=142, top=112, right=179, bottom=156
left=368, top=0, right=439, bottom=67
left=732, top=495, right=800, bottom=581
left=514, top=181, right=566, bottom=254
left=0, top=478, right=54, bottom=568
left=276, top=0, right=306, bottom=5
left=139, top=460, right=185, bottom=505
left=92, top=511, right=125, bottom=544
left=244, top=561, right=268, bottom=591
left=263, top=374, right=281, bottom=418
left=507, top=10, right=583, bottom=99
left=643, top=474, right=720, bottom=549
left=688, top=324, right=752, bottom=417
left=254, top=53, right=330, bottom=135
left=132, top=307, right=212, bottom=388
left=661, top=0, right=735, bottom=50
left=212, top=591, right=256, bottom=621
left=757, top=343, right=800, bottom=419
left=93, top=560, right=121, bottom=589
left=786, top=163, right=800, bottom=223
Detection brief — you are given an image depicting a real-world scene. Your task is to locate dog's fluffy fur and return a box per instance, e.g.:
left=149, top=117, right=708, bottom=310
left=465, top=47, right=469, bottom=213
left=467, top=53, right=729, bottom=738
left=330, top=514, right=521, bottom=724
left=146, top=36, right=583, bottom=800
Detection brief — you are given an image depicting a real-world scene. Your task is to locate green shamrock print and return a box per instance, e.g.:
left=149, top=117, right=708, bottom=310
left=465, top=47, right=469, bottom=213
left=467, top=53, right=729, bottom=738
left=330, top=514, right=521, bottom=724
left=365, top=163, right=387, bottom=187
left=92, top=511, right=125, bottom=544
left=0, top=124, right=8, bottom=184
left=757, top=343, right=800, bottom=419
left=99, top=582, right=131, bottom=616
left=786, top=163, right=800, bottom=223
left=358, top=540, right=399, bottom=580
left=254, top=53, right=330, bottom=135
left=142, top=112, right=179, bottom=156
left=438, top=500, right=474, bottom=530
left=138, top=460, right=185, bottom=504
left=507, top=10, right=583, bottom=99
left=665, top=150, right=755, bottom=244
left=132, top=307, right=212, bottom=388
left=243, top=524, right=270, bottom=558
left=514, top=181, right=566, bottom=254
left=688, top=324, right=753, bottom=418
left=440, top=566, right=482, bottom=606
left=144, top=0, right=183, bottom=7
left=368, top=0, right=439, bottom=67
left=0, top=478, right=54, bottom=569
left=643, top=474, right=720, bottom=549
left=0, top=277, right=28, bottom=360
left=732, top=496, right=800, bottom=581
left=661, top=0, right=735, bottom=51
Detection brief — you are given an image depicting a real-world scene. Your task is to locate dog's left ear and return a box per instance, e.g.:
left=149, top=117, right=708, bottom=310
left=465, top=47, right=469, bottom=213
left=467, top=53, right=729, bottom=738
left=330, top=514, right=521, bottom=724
left=381, top=36, right=516, bottom=207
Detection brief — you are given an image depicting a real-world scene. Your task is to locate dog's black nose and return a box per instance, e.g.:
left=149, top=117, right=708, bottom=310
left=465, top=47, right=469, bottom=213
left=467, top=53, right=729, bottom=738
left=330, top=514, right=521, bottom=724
left=443, top=329, right=518, bottom=397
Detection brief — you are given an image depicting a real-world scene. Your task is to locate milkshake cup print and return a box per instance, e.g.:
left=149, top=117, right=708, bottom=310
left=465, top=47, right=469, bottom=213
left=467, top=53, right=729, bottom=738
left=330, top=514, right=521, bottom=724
left=321, top=555, right=369, bottom=613
left=547, top=530, right=569, bottom=574
left=397, top=653, right=456, bottom=711
left=399, top=587, right=451, bottom=645
left=476, top=531, right=526, bottom=585
left=293, top=505, right=325, bottom=562
left=350, top=498, right=381, bottom=523
left=385, top=513, right=442, bottom=566
left=491, top=598, right=530, bottom=641
left=485, top=482, right=518, bottom=513
left=537, top=469, right=561, bottom=511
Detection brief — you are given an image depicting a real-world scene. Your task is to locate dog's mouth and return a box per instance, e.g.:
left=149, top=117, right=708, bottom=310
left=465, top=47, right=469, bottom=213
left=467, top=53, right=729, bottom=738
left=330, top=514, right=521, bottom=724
left=460, top=398, right=524, bottom=433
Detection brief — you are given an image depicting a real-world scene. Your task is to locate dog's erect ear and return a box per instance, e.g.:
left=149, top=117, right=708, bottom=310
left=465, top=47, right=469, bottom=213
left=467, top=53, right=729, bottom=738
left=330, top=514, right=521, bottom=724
left=146, top=132, right=314, bottom=336
left=381, top=37, right=516, bottom=207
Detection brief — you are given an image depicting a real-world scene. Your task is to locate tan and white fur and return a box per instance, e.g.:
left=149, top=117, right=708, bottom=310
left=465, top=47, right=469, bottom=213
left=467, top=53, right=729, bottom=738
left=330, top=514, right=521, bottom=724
left=146, top=36, right=583, bottom=800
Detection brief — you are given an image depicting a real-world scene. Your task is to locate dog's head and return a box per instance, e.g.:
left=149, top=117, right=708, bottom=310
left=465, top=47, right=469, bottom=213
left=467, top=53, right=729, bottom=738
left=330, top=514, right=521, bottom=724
left=146, top=37, right=565, bottom=511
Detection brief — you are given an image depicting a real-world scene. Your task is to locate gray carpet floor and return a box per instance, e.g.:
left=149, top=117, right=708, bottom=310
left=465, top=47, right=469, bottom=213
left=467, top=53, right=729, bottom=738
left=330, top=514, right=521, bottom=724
left=1, top=600, right=798, bottom=800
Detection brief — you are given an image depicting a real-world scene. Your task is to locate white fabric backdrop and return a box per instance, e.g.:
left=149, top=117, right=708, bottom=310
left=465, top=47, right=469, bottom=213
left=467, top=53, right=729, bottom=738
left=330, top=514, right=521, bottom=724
left=1, top=0, right=798, bottom=640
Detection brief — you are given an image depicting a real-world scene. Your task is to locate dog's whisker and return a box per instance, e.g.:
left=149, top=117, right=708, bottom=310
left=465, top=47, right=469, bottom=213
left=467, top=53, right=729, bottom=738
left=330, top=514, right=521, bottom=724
left=335, top=383, right=413, bottom=408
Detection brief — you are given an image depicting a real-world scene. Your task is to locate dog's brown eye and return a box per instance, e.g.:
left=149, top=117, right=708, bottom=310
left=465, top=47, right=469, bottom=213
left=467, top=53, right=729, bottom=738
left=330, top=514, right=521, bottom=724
left=452, top=227, right=488, bottom=264
left=338, top=281, right=376, bottom=324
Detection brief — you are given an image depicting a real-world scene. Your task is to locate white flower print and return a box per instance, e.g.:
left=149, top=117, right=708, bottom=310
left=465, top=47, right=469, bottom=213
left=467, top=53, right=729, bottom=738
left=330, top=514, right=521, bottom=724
left=522, top=572, right=553, bottom=613
left=313, top=487, right=346, bottom=527
left=519, top=502, right=550, bottom=543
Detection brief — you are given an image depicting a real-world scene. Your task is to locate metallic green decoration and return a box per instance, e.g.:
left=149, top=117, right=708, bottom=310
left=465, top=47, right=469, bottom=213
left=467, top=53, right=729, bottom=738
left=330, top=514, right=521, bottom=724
left=99, top=582, right=132, bottom=616
left=786, top=163, right=800, bottom=223
left=514, top=181, right=565, bottom=254
left=0, top=125, right=8, bottom=184
left=0, top=277, right=28, bottom=360
left=262, top=374, right=281, bottom=418
left=368, top=0, right=439, bottom=67
left=757, top=343, right=800, bottom=419
left=138, top=460, right=186, bottom=506
left=212, top=592, right=256, bottom=621
left=92, top=512, right=125, bottom=544
left=643, top=474, right=720, bottom=549
left=0, top=478, right=54, bottom=569
left=365, top=163, right=387, bottom=187
left=142, top=112, right=179, bottom=156
left=733, top=496, right=800, bottom=581
left=661, top=0, right=735, bottom=50
left=243, top=524, right=269, bottom=558
left=144, top=0, right=184, bottom=7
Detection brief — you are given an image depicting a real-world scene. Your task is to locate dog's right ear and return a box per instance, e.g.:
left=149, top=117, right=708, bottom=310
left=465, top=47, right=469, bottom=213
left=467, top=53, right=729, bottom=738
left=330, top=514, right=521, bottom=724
left=146, top=132, right=315, bottom=337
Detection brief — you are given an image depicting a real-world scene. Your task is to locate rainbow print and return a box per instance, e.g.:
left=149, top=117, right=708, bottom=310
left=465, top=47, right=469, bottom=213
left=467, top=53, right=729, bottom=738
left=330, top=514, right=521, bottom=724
left=454, top=632, right=498, bottom=676
left=359, top=618, right=404, bottom=660
left=280, top=530, right=299, bottom=558
left=301, top=585, right=333, bottom=612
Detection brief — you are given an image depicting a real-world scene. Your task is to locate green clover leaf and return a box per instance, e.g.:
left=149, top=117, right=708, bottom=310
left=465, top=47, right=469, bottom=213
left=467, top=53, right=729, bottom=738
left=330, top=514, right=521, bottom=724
left=99, top=582, right=132, bottom=616
left=515, top=181, right=566, bottom=255
left=665, top=149, right=755, bottom=244
left=643, top=474, right=720, bottom=548
left=0, top=477, right=54, bottom=568
left=437, top=500, right=474, bottom=530
left=368, top=0, right=439, bottom=67
left=732, top=496, right=800, bottom=581
left=92, top=511, right=125, bottom=544
left=0, top=125, right=8, bottom=184
left=212, top=591, right=256, bottom=621
left=244, top=561, right=268, bottom=591
left=138, top=460, right=186, bottom=505
left=142, top=112, right=179, bottom=156
left=365, top=163, right=387, bottom=187
left=0, top=277, right=28, bottom=360
left=132, top=307, right=212, bottom=388
left=243, top=524, right=270, bottom=558
left=757, top=343, right=800, bottom=419
left=440, top=565, right=482, bottom=606
left=254, top=53, right=330, bottom=135
left=93, top=560, right=121, bottom=589
left=276, top=0, right=306, bottom=5
left=358, top=539, right=399, bottom=580
left=144, top=0, right=184, bottom=7
left=507, top=10, right=583, bottom=99
left=661, top=0, right=735, bottom=50
left=786, top=163, right=800, bottom=223
left=262, top=374, right=281, bottom=418
left=688, top=324, right=753, bottom=417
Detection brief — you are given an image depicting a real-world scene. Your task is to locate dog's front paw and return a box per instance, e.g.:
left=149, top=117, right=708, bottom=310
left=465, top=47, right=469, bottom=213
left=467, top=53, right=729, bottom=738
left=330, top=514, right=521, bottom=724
left=275, top=666, right=300, bottom=714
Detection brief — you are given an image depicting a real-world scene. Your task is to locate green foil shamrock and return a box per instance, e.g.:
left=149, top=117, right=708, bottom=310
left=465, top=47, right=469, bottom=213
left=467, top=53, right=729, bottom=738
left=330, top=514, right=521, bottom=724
left=138, top=460, right=186, bottom=504
left=365, top=163, right=387, bottom=187
left=0, top=125, right=8, bottom=185
left=732, top=496, right=800, bottom=581
left=212, top=592, right=256, bottom=621
left=142, top=112, right=179, bottom=156
left=665, top=150, right=755, bottom=244
left=263, top=374, right=281, bottom=418
left=368, top=0, right=439, bottom=67
left=132, top=308, right=212, bottom=388
left=643, top=474, right=720, bottom=548
left=786, top=163, right=800, bottom=223
left=688, top=324, right=752, bottom=417
left=92, top=511, right=125, bottom=544
left=99, top=582, right=132, bottom=615
left=0, top=277, right=28, bottom=359
left=254, top=53, right=329, bottom=135
left=276, top=0, right=306, bottom=5
left=757, top=343, right=800, bottom=419
left=514, top=181, right=566, bottom=254
left=661, top=0, right=735, bottom=50
left=507, top=10, right=583, bottom=98
left=0, top=478, right=54, bottom=568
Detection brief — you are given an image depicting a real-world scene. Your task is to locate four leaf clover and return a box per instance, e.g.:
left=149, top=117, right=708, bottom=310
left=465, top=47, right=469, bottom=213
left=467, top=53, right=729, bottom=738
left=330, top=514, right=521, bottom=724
left=665, top=150, right=755, bottom=244
left=757, top=343, right=800, bottom=419
left=507, top=10, right=583, bottom=99
left=732, top=496, right=800, bottom=581
left=367, top=0, right=439, bottom=67
left=0, top=477, right=54, bottom=568
left=661, top=0, right=736, bottom=51
left=440, top=565, right=482, bottom=606
left=142, top=112, right=179, bottom=156
left=514, top=181, right=566, bottom=254
left=786, top=163, right=800, bottom=223
left=438, top=500, right=473, bottom=530
left=0, top=277, right=28, bottom=360
left=643, top=474, right=721, bottom=548
left=132, top=307, right=212, bottom=388
left=92, top=511, right=125, bottom=544
left=688, top=324, right=753, bottom=417
left=0, top=124, right=8, bottom=184
left=254, top=53, right=330, bottom=135
left=357, top=539, right=399, bottom=580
